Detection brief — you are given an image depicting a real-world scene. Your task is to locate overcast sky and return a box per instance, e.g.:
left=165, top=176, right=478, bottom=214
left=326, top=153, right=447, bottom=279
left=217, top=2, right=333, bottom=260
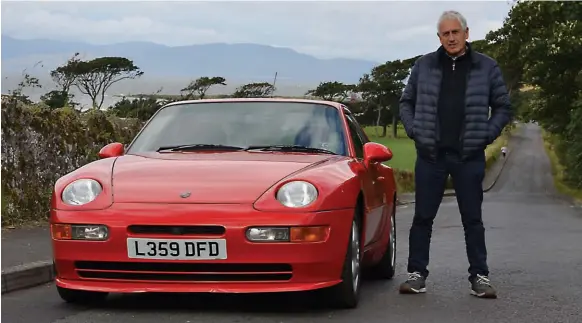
left=2, top=0, right=513, bottom=62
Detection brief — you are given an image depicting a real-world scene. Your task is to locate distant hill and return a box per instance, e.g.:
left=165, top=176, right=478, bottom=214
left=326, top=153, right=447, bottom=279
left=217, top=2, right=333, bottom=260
left=1, top=35, right=379, bottom=84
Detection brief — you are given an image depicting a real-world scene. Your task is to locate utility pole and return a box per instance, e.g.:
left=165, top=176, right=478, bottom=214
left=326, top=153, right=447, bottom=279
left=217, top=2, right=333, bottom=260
left=271, top=72, right=278, bottom=97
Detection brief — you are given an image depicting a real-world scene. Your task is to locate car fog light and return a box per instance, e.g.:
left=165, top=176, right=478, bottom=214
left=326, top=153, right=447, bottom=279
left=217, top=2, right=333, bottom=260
left=246, top=227, right=289, bottom=242
left=51, top=224, right=109, bottom=241
left=245, top=226, right=330, bottom=243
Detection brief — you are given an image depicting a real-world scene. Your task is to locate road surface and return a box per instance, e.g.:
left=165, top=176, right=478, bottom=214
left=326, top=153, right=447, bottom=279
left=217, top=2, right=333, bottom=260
left=3, top=124, right=581, bottom=323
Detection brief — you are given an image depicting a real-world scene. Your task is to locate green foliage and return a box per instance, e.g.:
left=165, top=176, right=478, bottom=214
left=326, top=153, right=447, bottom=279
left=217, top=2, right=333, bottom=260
left=40, top=90, right=77, bottom=110
left=0, top=100, right=143, bottom=226
left=180, top=76, right=227, bottom=99
left=57, top=55, right=144, bottom=109
left=543, top=129, right=582, bottom=199
left=232, top=82, right=275, bottom=97
left=357, top=60, right=410, bottom=138
left=497, top=1, right=582, bottom=192
left=49, top=53, right=81, bottom=108
left=306, top=81, right=356, bottom=102
left=557, top=96, right=582, bottom=189
left=108, top=96, right=168, bottom=121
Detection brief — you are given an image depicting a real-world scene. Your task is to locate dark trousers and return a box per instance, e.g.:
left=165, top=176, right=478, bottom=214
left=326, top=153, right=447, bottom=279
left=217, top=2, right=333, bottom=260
left=407, top=149, right=489, bottom=280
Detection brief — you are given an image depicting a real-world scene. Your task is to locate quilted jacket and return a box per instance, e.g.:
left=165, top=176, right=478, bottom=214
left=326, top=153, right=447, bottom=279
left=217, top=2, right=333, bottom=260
left=399, top=42, right=513, bottom=162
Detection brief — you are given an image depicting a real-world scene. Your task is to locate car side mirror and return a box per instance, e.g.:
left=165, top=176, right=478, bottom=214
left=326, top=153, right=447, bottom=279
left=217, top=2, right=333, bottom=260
left=98, top=142, right=124, bottom=159
left=363, top=142, right=392, bottom=167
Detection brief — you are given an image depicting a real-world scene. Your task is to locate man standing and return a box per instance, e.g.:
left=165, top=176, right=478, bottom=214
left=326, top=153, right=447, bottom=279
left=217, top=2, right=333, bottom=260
left=398, top=10, right=512, bottom=298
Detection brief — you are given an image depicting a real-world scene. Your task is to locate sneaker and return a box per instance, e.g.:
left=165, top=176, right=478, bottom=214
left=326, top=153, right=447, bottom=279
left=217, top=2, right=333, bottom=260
left=399, top=272, right=426, bottom=294
left=470, top=274, right=497, bottom=298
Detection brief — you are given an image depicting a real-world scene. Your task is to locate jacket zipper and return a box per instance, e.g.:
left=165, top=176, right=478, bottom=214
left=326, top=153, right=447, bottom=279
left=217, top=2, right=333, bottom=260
left=459, top=64, right=471, bottom=160
left=434, top=66, right=443, bottom=158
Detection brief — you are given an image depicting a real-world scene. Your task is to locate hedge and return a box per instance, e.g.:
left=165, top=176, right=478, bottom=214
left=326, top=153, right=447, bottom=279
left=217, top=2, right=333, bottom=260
left=1, top=100, right=142, bottom=226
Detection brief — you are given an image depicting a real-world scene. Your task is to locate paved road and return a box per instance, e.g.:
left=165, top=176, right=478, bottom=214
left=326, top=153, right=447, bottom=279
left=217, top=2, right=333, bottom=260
left=3, top=123, right=582, bottom=323
left=2, top=226, right=51, bottom=269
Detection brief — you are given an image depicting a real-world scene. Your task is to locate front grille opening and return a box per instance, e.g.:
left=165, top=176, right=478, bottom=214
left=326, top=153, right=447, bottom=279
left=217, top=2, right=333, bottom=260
left=127, top=225, right=225, bottom=236
left=77, top=271, right=292, bottom=281
left=74, top=261, right=293, bottom=282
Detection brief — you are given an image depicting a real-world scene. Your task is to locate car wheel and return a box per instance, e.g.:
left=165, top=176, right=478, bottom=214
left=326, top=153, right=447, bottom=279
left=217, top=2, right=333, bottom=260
left=326, top=215, right=362, bottom=309
left=57, top=286, right=109, bottom=304
left=368, top=204, right=396, bottom=279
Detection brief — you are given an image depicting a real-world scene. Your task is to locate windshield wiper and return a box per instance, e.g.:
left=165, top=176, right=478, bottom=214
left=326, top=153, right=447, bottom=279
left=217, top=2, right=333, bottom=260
left=245, top=145, right=337, bottom=155
left=157, top=144, right=245, bottom=152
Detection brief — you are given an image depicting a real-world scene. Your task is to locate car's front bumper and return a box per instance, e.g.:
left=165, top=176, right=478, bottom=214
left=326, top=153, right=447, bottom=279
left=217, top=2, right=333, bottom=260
left=51, top=203, right=354, bottom=293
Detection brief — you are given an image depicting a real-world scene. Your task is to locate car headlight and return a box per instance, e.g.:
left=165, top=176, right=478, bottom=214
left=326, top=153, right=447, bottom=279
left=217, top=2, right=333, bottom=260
left=276, top=181, right=318, bottom=207
left=61, top=179, right=103, bottom=206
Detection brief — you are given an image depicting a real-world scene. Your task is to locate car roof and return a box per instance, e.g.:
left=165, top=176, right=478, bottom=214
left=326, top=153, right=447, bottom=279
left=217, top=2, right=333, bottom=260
left=162, top=97, right=346, bottom=110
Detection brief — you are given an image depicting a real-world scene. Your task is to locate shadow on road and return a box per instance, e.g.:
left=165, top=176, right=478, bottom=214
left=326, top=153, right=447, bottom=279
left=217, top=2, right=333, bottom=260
left=66, top=278, right=397, bottom=314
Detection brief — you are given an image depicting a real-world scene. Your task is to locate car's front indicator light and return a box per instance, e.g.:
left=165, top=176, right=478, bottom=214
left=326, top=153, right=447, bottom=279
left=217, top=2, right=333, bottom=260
left=290, top=226, right=330, bottom=242
left=51, top=224, right=109, bottom=241
left=246, top=226, right=329, bottom=243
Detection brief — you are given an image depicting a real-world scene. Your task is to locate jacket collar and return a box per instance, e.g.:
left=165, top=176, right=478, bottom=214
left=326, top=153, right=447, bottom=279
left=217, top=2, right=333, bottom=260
left=432, top=41, right=480, bottom=68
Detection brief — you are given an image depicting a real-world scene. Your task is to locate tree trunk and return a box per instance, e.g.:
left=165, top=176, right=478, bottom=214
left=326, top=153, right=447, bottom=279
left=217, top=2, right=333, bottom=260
left=375, top=107, right=382, bottom=137
left=392, top=114, right=397, bottom=138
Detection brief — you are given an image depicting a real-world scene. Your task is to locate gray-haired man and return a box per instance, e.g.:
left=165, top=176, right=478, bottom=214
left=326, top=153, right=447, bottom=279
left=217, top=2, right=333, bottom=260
left=398, top=10, right=512, bottom=298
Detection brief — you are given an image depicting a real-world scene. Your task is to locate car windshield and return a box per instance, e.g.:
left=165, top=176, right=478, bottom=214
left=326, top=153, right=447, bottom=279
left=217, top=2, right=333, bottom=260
left=126, top=101, right=349, bottom=155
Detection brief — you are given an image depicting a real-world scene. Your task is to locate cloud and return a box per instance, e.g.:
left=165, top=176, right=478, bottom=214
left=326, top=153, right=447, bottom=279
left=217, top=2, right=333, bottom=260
left=1, top=0, right=513, bottom=61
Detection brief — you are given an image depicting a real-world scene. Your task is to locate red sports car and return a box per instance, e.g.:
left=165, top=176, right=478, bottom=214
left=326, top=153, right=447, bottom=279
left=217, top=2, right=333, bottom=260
left=50, top=98, right=398, bottom=309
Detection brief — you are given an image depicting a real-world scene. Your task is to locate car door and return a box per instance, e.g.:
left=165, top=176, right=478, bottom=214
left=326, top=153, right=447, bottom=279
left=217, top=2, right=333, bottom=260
left=343, top=112, right=386, bottom=247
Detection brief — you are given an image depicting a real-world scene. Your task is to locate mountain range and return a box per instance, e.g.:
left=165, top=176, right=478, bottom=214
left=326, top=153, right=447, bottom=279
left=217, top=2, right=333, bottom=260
left=1, top=35, right=380, bottom=84
left=1, top=35, right=383, bottom=107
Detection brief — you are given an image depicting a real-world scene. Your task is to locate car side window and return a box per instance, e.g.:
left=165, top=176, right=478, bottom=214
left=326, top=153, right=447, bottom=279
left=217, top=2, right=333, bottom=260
left=345, top=114, right=365, bottom=159
left=351, top=116, right=370, bottom=145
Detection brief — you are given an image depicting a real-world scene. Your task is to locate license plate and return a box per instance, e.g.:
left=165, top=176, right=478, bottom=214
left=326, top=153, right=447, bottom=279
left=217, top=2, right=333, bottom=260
left=127, top=238, right=227, bottom=260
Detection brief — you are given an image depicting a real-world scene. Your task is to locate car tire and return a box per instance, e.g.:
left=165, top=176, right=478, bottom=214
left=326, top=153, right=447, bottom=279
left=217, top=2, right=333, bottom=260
left=57, top=286, right=109, bottom=304
left=367, top=204, right=396, bottom=279
left=326, top=213, right=362, bottom=309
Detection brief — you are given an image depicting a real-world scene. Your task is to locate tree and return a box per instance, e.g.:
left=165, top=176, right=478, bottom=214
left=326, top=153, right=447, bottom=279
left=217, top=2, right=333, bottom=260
left=108, top=88, right=168, bottom=121
left=232, top=82, right=275, bottom=98
left=48, top=53, right=81, bottom=108
left=180, top=76, right=227, bottom=100
left=306, top=81, right=356, bottom=102
left=495, top=0, right=582, bottom=188
left=358, top=60, right=410, bottom=137
left=61, top=56, right=143, bottom=109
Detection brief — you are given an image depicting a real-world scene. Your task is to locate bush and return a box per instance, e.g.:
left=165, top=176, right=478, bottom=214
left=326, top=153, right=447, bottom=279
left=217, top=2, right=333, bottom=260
left=0, top=100, right=143, bottom=226
left=542, top=130, right=582, bottom=201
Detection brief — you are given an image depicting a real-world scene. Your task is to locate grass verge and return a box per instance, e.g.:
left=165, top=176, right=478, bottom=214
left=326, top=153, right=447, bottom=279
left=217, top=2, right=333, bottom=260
left=484, top=125, right=516, bottom=171
left=541, top=129, right=582, bottom=204
left=364, top=125, right=416, bottom=171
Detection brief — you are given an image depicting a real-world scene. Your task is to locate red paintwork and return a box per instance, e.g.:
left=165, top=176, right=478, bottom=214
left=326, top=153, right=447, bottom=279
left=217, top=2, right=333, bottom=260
left=363, top=142, right=393, bottom=166
left=99, top=142, right=124, bottom=159
left=52, top=204, right=353, bottom=293
left=50, top=98, right=397, bottom=295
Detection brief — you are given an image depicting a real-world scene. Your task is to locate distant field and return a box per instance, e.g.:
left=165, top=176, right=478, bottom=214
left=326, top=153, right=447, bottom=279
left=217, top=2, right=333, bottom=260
left=363, top=125, right=416, bottom=171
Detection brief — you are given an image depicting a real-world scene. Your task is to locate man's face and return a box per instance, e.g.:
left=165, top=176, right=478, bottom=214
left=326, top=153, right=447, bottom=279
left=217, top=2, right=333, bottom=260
left=437, top=18, right=469, bottom=56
